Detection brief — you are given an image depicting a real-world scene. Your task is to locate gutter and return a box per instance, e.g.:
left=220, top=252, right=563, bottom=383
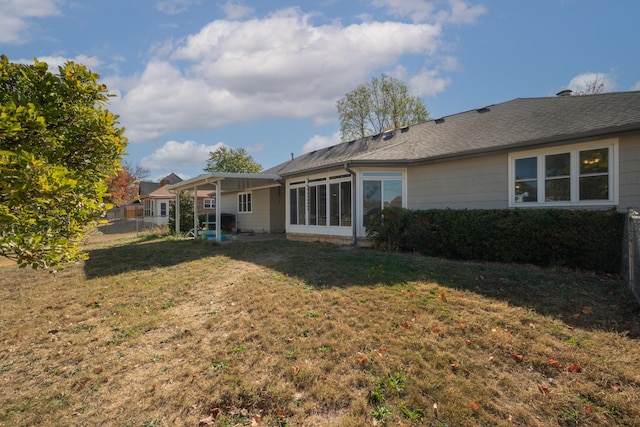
left=343, top=162, right=357, bottom=246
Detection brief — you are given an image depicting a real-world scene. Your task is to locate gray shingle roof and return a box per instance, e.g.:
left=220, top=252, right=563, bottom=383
left=264, top=91, right=640, bottom=177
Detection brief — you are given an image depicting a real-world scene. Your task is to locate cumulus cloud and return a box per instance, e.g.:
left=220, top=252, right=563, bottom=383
left=116, top=7, right=448, bottom=142
left=567, top=71, right=617, bottom=94
left=302, top=131, right=341, bottom=154
left=0, top=0, right=62, bottom=44
left=140, top=140, right=223, bottom=170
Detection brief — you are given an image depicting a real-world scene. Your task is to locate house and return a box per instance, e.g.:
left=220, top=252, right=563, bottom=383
left=168, top=91, right=640, bottom=244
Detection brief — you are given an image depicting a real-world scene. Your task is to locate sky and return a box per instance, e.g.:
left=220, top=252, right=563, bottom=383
left=2, top=0, right=639, bottom=181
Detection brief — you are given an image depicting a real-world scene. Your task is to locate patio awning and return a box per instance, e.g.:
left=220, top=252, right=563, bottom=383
left=166, top=172, right=282, bottom=194
left=166, top=172, right=282, bottom=241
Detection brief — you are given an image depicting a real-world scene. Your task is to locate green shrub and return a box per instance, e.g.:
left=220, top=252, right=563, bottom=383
left=366, top=208, right=625, bottom=272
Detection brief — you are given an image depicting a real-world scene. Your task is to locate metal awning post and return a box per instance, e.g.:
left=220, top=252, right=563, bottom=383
left=216, top=180, right=221, bottom=242
left=193, top=185, right=198, bottom=237
left=175, top=192, right=180, bottom=234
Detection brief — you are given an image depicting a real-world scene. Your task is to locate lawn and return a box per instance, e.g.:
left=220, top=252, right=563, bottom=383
left=0, top=232, right=639, bottom=426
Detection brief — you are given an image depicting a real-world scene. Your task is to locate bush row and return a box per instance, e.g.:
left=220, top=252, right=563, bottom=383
left=365, top=207, right=626, bottom=272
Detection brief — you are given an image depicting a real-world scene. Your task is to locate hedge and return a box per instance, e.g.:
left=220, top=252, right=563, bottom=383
left=365, top=207, right=625, bottom=273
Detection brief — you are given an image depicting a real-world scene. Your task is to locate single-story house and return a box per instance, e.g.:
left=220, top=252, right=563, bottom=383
left=140, top=184, right=217, bottom=226
left=167, top=91, right=640, bottom=244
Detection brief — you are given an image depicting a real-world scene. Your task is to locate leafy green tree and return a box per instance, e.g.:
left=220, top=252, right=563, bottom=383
left=0, top=56, right=127, bottom=269
left=168, top=191, right=194, bottom=233
left=204, top=146, right=262, bottom=173
left=337, top=74, right=429, bottom=142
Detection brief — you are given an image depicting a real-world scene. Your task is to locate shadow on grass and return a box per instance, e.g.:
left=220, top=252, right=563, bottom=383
left=84, top=237, right=639, bottom=335
left=83, top=237, right=219, bottom=279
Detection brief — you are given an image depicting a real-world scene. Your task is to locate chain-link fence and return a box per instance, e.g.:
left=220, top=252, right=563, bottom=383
left=626, top=208, right=640, bottom=305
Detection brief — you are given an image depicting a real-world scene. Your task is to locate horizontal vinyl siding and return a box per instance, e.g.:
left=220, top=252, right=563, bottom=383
left=619, top=133, right=640, bottom=209
left=236, top=188, right=271, bottom=233
left=408, top=154, right=508, bottom=210
left=269, top=186, right=286, bottom=233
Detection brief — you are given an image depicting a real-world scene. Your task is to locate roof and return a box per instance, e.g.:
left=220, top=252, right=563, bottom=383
left=264, top=91, right=640, bottom=177
left=138, top=173, right=183, bottom=196
left=166, top=172, right=282, bottom=194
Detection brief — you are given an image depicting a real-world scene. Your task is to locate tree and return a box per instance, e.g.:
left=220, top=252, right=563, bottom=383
left=337, top=74, right=429, bottom=142
left=105, top=162, right=150, bottom=206
left=573, top=75, right=606, bottom=95
left=204, top=146, right=262, bottom=173
left=0, top=55, right=127, bottom=269
left=168, top=191, right=194, bottom=233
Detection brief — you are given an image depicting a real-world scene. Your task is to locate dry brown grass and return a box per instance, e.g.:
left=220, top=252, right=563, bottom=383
left=0, top=234, right=639, bottom=426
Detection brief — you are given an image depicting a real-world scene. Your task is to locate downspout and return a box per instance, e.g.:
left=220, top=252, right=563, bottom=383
left=344, top=163, right=357, bottom=246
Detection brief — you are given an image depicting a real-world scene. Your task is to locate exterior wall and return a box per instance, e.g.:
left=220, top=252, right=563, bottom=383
left=619, top=133, right=640, bottom=210
left=234, top=188, right=274, bottom=233
left=269, top=186, right=286, bottom=233
left=407, top=153, right=508, bottom=210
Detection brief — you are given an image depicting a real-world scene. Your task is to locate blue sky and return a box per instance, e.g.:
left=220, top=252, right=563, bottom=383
left=2, top=0, right=639, bottom=181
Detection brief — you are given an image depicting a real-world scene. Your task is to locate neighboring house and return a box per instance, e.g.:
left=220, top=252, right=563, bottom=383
left=168, top=91, right=640, bottom=244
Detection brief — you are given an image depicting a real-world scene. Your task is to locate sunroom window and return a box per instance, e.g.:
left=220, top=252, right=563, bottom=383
left=362, top=172, right=404, bottom=226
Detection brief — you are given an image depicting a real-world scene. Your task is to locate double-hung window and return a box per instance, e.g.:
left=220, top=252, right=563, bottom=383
left=238, top=192, right=252, bottom=213
left=510, top=142, right=616, bottom=206
left=203, top=198, right=215, bottom=209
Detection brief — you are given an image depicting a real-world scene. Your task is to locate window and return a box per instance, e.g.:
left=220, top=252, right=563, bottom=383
left=362, top=172, right=404, bottom=226
left=144, top=199, right=154, bottom=217
left=289, top=176, right=352, bottom=227
left=511, top=143, right=615, bottom=206
left=203, top=198, right=215, bottom=209
left=238, top=192, right=252, bottom=213
left=160, top=202, right=167, bottom=217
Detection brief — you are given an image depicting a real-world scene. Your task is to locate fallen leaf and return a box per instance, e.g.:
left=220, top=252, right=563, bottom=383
left=402, top=321, right=411, bottom=329
left=432, top=326, right=441, bottom=333
left=451, top=363, right=459, bottom=371
left=548, top=359, right=561, bottom=369
left=585, top=404, right=595, bottom=411
left=358, top=356, right=367, bottom=365
left=611, top=385, right=623, bottom=392
left=292, top=366, right=300, bottom=375
left=581, top=306, right=593, bottom=315
left=458, top=323, right=466, bottom=330
left=377, top=346, right=387, bottom=355
left=465, top=339, right=474, bottom=345
left=568, top=365, right=582, bottom=372
left=470, top=402, right=479, bottom=411
left=512, top=353, right=523, bottom=362
left=573, top=313, right=581, bottom=320
left=411, top=316, right=418, bottom=322
left=538, top=384, right=550, bottom=395
left=439, top=292, right=447, bottom=300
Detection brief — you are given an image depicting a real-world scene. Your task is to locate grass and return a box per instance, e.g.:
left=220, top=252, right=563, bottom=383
left=0, top=232, right=639, bottom=426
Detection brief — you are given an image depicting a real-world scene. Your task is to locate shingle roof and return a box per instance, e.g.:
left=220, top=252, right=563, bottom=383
left=264, top=91, right=640, bottom=177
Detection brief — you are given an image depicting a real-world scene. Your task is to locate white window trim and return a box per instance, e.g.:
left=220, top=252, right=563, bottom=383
left=508, top=139, right=619, bottom=208
left=203, top=198, right=215, bottom=209
left=356, top=168, right=407, bottom=236
left=238, top=192, right=252, bottom=214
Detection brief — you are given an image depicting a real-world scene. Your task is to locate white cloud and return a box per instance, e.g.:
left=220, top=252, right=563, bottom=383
left=302, top=131, right=341, bottom=154
left=222, top=1, right=254, bottom=20
left=0, top=0, right=62, bottom=44
left=13, top=55, right=103, bottom=72
left=116, top=8, right=444, bottom=141
left=140, top=140, right=223, bottom=170
left=408, top=68, right=452, bottom=97
left=245, top=143, right=265, bottom=154
left=156, top=0, right=200, bottom=15
left=632, top=81, right=640, bottom=91
left=567, top=71, right=617, bottom=93
left=372, top=0, right=486, bottom=24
